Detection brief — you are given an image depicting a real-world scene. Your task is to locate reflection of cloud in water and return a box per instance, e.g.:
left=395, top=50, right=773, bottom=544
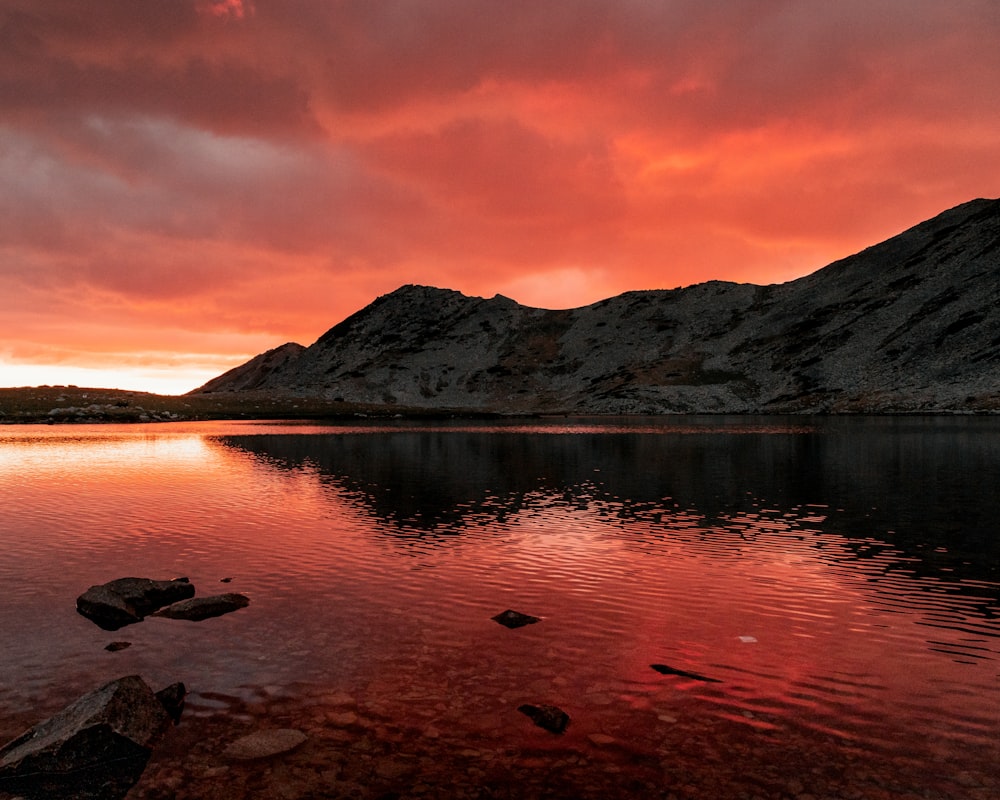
left=212, top=418, right=1000, bottom=587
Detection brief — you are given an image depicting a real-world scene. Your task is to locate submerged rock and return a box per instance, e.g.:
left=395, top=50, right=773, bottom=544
left=76, top=577, right=195, bottom=630
left=152, top=593, right=250, bottom=621
left=223, top=729, right=307, bottom=760
left=104, top=641, right=132, bottom=652
left=517, top=704, right=570, bottom=734
left=155, top=682, right=187, bottom=725
left=650, top=663, right=721, bottom=683
left=0, top=675, right=176, bottom=800
left=492, top=609, right=540, bottom=629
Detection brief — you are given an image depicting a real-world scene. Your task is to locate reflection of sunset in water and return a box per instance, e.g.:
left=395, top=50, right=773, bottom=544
left=1, top=418, right=997, bottom=798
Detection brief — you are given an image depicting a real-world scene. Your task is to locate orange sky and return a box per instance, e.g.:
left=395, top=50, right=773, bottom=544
left=2, top=1, right=999, bottom=394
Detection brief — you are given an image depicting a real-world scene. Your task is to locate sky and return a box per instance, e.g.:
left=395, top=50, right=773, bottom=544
left=2, top=0, right=999, bottom=394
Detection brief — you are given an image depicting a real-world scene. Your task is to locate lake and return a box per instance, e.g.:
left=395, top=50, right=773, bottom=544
left=1, top=417, right=997, bottom=799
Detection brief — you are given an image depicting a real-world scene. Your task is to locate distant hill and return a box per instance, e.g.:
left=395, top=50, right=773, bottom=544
left=193, top=198, right=1000, bottom=413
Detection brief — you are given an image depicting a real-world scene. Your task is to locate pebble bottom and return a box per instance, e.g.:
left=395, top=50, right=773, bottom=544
left=127, top=687, right=995, bottom=800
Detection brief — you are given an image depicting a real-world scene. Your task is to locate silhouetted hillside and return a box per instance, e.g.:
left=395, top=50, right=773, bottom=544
left=193, top=198, right=1000, bottom=413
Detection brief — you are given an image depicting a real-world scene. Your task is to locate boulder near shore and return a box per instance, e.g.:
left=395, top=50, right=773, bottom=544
left=76, top=578, right=249, bottom=629
left=0, top=675, right=183, bottom=800
left=76, top=577, right=195, bottom=630
left=151, top=592, right=250, bottom=621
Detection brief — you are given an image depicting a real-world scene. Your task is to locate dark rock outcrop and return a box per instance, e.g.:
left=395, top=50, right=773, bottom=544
left=192, top=198, right=1000, bottom=414
left=0, top=675, right=175, bottom=800
left=151, top=593, right=250, bottom=621
left=76, top=577, right=195, bottom=630
left=492, top=609, right=541, bottom=629
left=517, top=704, right=570, bottom=734
left=154, top=682, right=187, bottom=725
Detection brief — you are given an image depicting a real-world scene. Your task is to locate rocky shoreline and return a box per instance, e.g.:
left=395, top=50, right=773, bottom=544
left=2, top=385, right=998, bottom=427
left=0, top=386, right=486, bottom=425
left=0, top=576, right=253, bottom=799
left=4, top=670, right=993, bottom=800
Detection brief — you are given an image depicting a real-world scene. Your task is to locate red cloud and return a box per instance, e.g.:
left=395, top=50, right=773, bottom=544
left=1, top=0, right=999, bottom=390
left=198, top=0, right=253, bottom=20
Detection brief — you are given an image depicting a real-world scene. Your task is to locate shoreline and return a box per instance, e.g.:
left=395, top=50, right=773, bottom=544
left=1, top=385, right=997, bottom=424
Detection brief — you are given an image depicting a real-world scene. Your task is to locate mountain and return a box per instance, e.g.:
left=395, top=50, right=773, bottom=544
left=193, top=198, right=1000, bottom=413
left=195, top=342, right=305, bottom=393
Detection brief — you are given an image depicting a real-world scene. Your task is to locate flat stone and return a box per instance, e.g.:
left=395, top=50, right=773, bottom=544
left=105, top=641, right=132, bottom=652
left=223, top=729, right=307, bottom=760
left=0, top=675, right=173, bottom=799
left=151, top=593, right=249, bottom=621
left=517, top=704, right=570, bottom=734
left=77, top=577, right=195, bottom=631
left=492, top=609, right=540, bottom=629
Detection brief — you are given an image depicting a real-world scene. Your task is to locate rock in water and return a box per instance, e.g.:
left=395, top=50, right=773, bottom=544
left=0, top=675, right=173, bottom=800
left=223, top=729, right=307, bottom=760
left=151, top=593, right=250, bottom=621
left=76, top=577, right=195, bottom=630
left=650, top=663, right=721, bottom=683
left=517, top=704, right=570, bottom=734
left=491, top=609, right=540, bottom=629
left=155, top=682, right=187, bottom=725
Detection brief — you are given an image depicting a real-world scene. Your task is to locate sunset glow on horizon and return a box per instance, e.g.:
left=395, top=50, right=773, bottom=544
left=2, top=1, right=999, bottom=394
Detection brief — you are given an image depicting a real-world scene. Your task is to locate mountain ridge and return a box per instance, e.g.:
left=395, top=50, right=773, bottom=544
left=193, top=198, right=1000, bottom=413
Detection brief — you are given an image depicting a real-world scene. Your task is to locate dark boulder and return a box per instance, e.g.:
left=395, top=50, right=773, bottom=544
left=0, top=675, right=175, bottom=800
left=492, top=609, right=540, bottom=629
left=517, top=703, right=570, bottom=734
left=151, top=593, right=250, bottom=621
left=154, top=682, right=187, bottom=725
left=76, top=577, right=195, bottom=630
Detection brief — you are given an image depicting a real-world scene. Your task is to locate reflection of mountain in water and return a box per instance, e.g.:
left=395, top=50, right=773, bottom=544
left=214, top=419, right=1000, bottom=585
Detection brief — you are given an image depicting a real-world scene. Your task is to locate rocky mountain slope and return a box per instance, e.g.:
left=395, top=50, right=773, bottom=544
left=194, top=198, right=1000, bottom=413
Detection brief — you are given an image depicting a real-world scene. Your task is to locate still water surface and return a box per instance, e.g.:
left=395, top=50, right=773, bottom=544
left=1, top=417, right=998, bottom=799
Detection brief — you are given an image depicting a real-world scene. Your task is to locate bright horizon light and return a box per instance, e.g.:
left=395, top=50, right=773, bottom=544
left=0, top=360, right=223, bottom=396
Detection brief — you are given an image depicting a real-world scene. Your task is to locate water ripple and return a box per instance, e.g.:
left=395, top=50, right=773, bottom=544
left=1, top=420, right=998, bottom=780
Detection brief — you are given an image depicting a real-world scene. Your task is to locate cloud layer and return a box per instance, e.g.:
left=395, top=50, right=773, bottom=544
left=2, top=0, right=999, bottom=391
